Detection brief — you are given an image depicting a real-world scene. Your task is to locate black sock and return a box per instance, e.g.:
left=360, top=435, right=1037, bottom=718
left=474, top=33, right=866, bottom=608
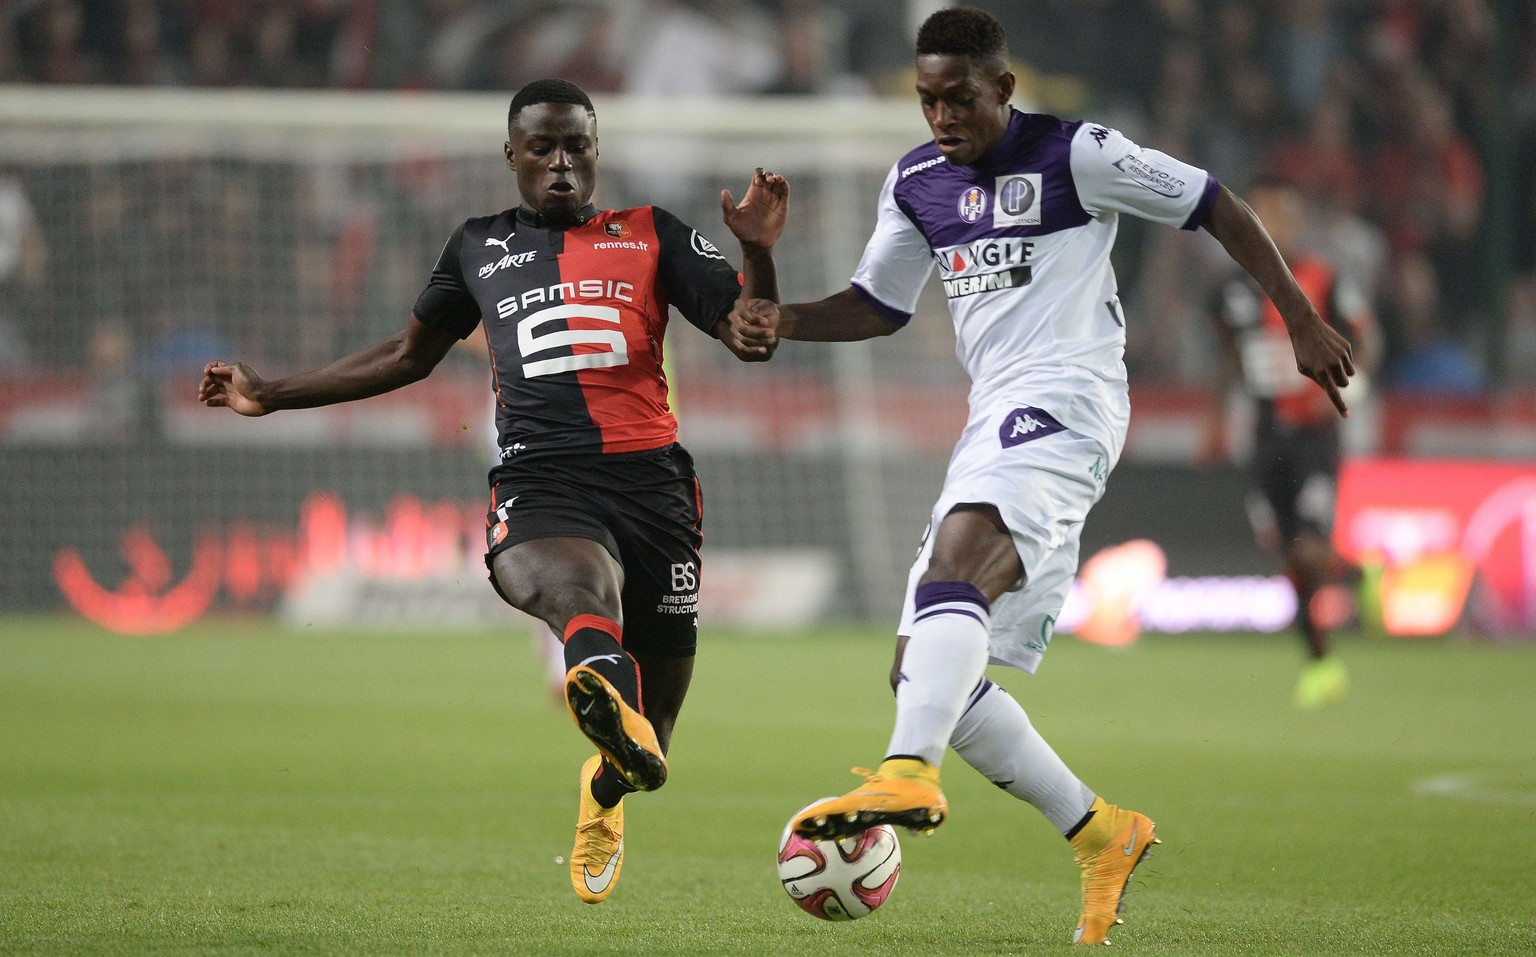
left=589, top=759, right=638, bottom=808
left=563, top=614, right=641, bottom=712
left=1064, top=807, right=1096, bottom=841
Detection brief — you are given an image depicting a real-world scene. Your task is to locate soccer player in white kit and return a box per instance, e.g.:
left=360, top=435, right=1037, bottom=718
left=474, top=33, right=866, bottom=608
left=721, top=7, right=1356, bottom=946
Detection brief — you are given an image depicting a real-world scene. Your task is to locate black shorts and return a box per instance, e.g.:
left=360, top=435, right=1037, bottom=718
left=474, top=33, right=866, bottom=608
left=484, top=443, right=703, bottom=658
left=1248, top=426, right=1340, bottom=546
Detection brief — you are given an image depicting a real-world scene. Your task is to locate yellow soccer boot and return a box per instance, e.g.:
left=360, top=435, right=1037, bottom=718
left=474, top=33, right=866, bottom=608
left=1070, top=797, right=1159, bottom=945
left=565, top=665, right=668, bottom=792
left=792, top=758, right=947, bottom=841
left=570, top=755, right=625, bottom=904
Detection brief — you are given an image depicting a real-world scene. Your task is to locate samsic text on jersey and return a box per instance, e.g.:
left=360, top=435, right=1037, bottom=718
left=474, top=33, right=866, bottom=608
left=412, top=204, right=741, bottom=460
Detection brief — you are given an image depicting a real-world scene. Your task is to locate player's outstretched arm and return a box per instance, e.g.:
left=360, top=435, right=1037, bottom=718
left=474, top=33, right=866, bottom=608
left=717, top=286, right=901, bottom=360
left=198, top=316, right=460, bottom=416
left=1202, top=185, right=1355, bottom=416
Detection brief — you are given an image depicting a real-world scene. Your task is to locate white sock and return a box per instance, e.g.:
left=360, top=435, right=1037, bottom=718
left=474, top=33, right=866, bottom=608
left=885, top=581, right=992, bottom=767
left=950, top=677, right=1095, bottom=833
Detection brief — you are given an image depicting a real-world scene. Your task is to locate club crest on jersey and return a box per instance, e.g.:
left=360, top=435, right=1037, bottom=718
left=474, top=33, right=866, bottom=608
left=999, top=406, right=1066, bottom=448
left=957, top=186, right=988, bottom=223
left=993, top=174, right=1042, bottom=227
left=690, top=230, right=726, bottom=260
left=604, top=221, right=631, bottom=239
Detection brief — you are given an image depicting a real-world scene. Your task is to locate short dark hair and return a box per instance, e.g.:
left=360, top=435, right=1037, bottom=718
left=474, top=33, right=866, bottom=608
left=916, top=7, right=1008, bottom=66
left=508, top=78, right=595, bottom=129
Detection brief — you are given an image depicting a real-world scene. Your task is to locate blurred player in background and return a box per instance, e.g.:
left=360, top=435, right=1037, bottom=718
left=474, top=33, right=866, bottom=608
left=1205, top=174, right=1379, bottom=708
left=200, top=79, right=787, bottom=905
left=723, top=8, right=1354, bottom=945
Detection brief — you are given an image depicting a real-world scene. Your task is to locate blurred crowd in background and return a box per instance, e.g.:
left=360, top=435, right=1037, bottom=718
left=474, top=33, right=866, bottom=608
left=0, top=0, right=1533, bottom=396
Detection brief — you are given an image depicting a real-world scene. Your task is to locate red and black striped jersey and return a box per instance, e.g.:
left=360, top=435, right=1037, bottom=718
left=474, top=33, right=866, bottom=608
left=1212, top=254, right=1370, bottom=432
left=412, top=204, right=741, bottom=459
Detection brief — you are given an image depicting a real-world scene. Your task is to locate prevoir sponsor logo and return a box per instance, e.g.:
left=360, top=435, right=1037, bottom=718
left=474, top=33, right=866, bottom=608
left=1112, top=153, right=1187, bottom=197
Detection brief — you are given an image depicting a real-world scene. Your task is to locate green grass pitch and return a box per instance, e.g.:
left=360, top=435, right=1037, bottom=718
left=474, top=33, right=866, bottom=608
left=2, top=616, right=1534, bottom=955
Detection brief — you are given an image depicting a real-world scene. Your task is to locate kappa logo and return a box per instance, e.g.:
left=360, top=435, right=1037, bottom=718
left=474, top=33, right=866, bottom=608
left=901, top=155, right=946, bottom=178
left=690, top=230, right=725, bottom=260
left=998, top=406, right=1066, bottom=448
left=1011, top=414, right=1048, bottom=436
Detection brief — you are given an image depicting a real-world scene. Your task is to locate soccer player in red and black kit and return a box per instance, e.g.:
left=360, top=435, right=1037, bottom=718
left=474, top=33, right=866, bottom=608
left=198, top=79, right=787, bottom=903
left=1205, top=174, right=1378, bottom=708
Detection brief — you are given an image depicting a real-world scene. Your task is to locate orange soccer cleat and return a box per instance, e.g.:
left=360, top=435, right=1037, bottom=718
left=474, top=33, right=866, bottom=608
left=1070, top=797, right=1159, bottom=945
left=792, top=758, right=948, bottom=841
left=564, top=665, right=668, bottom=792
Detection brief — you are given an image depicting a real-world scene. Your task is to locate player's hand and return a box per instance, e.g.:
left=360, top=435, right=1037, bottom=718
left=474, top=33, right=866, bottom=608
left=1289, top=312, right=1355, bottom=417
left=721, top=168, right=789, bottom=250
left=716, top=298, right=779, bottom=362
left=199, top=360, right=271, bottom=416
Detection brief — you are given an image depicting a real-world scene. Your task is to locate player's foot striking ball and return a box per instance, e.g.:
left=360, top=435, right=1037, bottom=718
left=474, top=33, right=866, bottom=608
left=570, top=755, right=625, bottom=904
left=792, top=758, right=947, bottom=840
left=1069, top=798, right=1159, bottom=945
left=564, top=665, right=668, bottom=792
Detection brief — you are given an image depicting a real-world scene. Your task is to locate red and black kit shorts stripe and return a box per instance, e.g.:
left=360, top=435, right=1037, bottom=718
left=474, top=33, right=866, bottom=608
left=484, top=443, right=703, bottom=658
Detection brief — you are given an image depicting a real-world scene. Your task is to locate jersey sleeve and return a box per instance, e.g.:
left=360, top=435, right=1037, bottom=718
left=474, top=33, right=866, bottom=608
left=1069, top=124, right=1221, bottom=230
left=848, top=163, right=934, bottom=324
left=411, top=222, right=482, bottom=339
left=652, top=207, right=745, bottom=336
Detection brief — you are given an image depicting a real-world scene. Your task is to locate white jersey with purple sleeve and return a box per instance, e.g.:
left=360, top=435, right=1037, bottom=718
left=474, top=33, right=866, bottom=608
left=851, top=109, right=1221, bottom=457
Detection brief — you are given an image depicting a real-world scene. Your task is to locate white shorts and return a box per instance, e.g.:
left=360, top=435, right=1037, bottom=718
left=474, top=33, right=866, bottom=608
left=897, top=398, right=1114, bottom=673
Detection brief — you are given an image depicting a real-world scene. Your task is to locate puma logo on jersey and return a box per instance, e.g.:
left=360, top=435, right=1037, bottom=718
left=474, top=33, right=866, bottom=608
left=484, top=232, right=515, bottom=253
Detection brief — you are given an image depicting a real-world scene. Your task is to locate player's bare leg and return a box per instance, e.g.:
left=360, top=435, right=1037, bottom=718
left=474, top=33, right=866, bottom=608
left=493, top=539, right=667, bottom=791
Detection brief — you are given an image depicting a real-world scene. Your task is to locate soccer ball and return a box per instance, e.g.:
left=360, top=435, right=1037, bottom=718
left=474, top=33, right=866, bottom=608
left=776, top=806, right=901, bottom=921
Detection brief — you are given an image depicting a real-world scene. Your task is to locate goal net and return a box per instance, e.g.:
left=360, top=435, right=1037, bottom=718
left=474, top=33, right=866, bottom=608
left=0, top=86, right=969, bottom=631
